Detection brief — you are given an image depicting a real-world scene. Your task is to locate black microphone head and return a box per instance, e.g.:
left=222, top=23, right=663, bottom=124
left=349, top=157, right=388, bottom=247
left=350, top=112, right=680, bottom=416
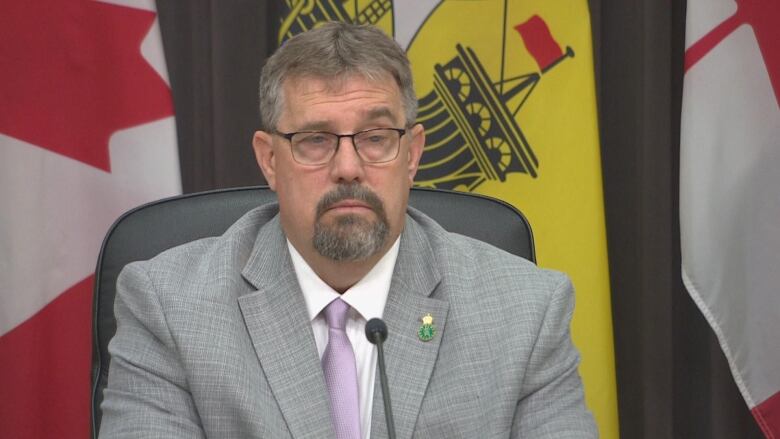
left=365, top=318, right=388, bottom=344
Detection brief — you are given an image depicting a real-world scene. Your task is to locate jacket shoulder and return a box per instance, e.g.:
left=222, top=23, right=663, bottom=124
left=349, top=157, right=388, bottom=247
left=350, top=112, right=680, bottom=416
left=120, top=203, right=281, bottom=302
left=406, top=206, right=568, bottom=296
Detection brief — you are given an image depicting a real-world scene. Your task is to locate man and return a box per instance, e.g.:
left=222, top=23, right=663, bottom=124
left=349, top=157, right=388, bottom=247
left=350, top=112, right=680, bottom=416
left=99, top=22, right=597, bottom=438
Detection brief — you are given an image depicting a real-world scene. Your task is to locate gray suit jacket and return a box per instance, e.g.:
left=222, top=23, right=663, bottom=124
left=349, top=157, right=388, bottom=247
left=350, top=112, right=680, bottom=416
left=100, top=203, right=597, bottom=438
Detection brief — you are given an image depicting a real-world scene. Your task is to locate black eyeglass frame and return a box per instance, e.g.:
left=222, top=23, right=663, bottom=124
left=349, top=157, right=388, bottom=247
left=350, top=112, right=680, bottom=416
left=274, top=127, right=407, bottom=165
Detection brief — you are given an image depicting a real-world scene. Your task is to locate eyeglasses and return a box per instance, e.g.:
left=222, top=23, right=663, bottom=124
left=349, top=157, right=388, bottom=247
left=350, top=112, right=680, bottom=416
left=274, top=128, right=406, bottom=166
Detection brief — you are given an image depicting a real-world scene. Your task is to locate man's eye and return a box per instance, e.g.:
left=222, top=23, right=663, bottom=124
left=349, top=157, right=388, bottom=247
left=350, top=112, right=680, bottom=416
left=301, top=134, right=329, bottom=144
left=360, top=131, right=392, bottom=145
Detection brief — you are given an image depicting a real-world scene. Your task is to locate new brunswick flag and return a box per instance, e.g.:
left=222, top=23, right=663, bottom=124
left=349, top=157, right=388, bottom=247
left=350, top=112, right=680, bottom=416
left=277, top=1, right=618, bottom=436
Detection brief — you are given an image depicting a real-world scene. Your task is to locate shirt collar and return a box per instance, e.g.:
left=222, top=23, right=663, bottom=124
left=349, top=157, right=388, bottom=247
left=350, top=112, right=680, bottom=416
left=287, top=238, right=400, bottom=322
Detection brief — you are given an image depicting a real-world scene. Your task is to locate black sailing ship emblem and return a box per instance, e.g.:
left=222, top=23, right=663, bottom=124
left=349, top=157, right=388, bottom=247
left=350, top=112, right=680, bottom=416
left=416, top=43, right=573, bottom=191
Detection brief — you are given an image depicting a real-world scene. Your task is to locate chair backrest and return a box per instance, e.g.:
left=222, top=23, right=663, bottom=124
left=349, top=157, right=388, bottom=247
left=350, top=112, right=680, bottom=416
left=91, top=186, right=534, bottom=436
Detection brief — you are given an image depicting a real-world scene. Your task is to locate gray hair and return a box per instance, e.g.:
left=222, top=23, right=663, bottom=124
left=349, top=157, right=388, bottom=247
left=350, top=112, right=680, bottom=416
left=258, top=21, right=417, bottom=131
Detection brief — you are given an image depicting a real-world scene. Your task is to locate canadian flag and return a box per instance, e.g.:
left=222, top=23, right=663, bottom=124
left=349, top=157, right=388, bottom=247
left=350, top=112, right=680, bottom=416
left=0, top=0, right=181, bottom=436
left=681, top=0, right=780, bottom=436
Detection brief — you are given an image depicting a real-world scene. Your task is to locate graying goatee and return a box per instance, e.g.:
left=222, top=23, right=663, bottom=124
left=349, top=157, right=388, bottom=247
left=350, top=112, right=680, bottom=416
left=313, top=184, right=389, bottom=261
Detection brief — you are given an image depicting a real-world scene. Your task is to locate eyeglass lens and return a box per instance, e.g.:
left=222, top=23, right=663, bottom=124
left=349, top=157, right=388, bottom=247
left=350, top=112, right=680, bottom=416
left=291, top=129, right=401, bottom=164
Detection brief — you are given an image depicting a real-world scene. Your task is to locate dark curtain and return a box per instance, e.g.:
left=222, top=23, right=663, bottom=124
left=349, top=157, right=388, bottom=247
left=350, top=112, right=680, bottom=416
left=154, top=1, right=765, bottom=437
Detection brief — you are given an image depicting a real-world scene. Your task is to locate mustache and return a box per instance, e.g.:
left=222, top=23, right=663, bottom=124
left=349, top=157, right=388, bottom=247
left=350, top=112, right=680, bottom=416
left=315, top=184, right=386, bottom=219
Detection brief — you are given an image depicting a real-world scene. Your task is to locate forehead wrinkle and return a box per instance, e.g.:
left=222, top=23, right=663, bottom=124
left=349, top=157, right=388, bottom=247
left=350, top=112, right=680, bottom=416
left=290, top=71, right=395, bottom=94
left=297, top=86, right=395, bottom=104
left=363, top=107, right=398, bottom=125
left=282, top=76, right=403, bottom=131
left=295, top=120, right=332, bottom=131
left=289, top=73, right=399, bottom=106
left=295, top=106, right=398, bottom=133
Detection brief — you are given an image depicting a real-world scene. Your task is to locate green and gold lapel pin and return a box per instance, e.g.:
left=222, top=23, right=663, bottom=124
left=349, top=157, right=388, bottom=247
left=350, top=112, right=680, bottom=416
left=418, top=313, right=436, bottom=342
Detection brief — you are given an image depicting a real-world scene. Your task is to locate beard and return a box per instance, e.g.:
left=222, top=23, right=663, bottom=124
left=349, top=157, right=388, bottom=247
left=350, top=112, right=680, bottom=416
left=312, top=184, right=390, bottom=261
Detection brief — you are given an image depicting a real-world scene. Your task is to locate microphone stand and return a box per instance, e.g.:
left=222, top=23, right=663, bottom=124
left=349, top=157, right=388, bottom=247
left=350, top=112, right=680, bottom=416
left=366, top=318, right=396, bottom=439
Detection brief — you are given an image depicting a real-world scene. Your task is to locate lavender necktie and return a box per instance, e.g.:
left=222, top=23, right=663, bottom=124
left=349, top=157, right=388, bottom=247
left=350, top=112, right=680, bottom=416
left=322, top=298, right=362, bottom=439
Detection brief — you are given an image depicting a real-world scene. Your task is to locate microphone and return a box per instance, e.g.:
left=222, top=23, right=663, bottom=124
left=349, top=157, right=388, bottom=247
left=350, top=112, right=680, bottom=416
left=365, top=318, right=396, bottom=439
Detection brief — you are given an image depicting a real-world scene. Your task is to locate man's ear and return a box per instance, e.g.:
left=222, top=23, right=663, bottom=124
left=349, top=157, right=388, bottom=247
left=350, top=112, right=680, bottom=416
left=252, top=130, right=277, bottom=190
left=406, top=123, right=425, bottom=184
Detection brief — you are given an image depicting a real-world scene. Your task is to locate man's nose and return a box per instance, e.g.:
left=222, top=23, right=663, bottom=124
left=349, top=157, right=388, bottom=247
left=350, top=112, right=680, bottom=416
left=329, top=137, right=365, bottom=183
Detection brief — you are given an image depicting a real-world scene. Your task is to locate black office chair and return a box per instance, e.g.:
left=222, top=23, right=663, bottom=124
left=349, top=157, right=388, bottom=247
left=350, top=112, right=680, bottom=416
left=90, top=186, right=535, bottom=436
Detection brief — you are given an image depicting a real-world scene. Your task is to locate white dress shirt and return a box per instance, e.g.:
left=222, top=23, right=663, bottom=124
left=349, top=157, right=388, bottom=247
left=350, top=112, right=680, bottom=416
left=287, top=238, right=400, bottom=439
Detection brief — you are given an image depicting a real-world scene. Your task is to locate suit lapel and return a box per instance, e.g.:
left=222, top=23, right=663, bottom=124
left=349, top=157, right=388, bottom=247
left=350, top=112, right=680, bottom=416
left=238, top=215, right=334, bottom=439
left=371, top=217, right=449, bottom=439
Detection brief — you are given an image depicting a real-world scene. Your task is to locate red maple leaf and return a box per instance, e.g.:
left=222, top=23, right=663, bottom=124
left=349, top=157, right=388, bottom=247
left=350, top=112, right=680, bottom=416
left=685, top=0, right=780, bottom=106
left=0, top=0, right=174, bottom=172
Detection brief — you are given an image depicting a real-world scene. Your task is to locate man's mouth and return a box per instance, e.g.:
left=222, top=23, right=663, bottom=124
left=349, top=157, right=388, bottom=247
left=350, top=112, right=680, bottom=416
left=325, top=200, right=374, bottom=214
left=315, top=184, right=386, bottom=222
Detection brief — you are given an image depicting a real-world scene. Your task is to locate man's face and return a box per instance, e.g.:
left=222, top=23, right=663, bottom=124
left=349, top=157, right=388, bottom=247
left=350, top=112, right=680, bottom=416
left=253, top=74, right=424, bottom=262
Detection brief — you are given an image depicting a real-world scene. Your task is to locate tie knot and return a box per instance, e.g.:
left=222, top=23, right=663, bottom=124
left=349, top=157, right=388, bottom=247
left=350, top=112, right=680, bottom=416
left=324, top=298, right=350, bottom=330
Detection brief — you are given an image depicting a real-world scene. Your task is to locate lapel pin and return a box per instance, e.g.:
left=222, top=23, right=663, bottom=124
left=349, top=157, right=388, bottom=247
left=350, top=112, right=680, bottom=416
left=418, top=313, right=436, bottom=342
